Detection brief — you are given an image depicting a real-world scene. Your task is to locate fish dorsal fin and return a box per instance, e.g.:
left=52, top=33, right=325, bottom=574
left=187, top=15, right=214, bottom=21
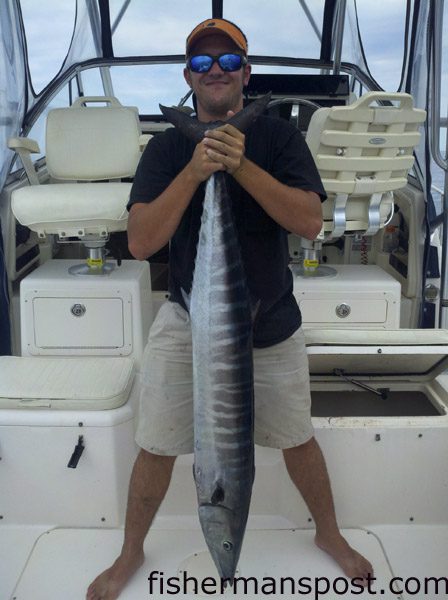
left=211, top=483, right=225, bottom=505
left=159, top=92, right=272, bottom=143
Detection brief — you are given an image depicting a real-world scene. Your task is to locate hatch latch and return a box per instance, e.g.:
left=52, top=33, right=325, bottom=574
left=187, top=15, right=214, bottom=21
left=67, top=435, right=85, bottom=468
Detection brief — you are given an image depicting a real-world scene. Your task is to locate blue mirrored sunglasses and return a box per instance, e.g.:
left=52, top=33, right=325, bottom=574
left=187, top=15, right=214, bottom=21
left=187, top=53, right=247, bottom=73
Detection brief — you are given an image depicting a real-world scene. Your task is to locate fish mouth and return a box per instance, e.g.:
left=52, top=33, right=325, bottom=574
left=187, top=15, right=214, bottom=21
left=200, top=502, right=233, bottom=512
left=199, top=502, right=235, bottom=524
left=209, top=545, right=241, bottom=583
left=198, top=503, right=245, bottom=581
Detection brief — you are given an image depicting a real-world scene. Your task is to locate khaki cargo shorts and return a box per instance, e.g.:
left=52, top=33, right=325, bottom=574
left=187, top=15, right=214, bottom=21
left=135, top=301, right=313, bottom=455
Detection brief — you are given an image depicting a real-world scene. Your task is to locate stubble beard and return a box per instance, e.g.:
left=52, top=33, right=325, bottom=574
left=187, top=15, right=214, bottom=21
left=198, top=77, right=244, bottom=121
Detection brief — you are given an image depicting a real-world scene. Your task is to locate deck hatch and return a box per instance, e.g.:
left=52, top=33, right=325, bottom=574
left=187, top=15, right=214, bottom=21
left=304, top=329, right=448, bottom=381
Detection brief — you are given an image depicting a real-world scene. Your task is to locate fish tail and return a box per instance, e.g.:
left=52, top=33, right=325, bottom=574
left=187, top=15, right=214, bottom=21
left=159, top=93, right=272, bottom=142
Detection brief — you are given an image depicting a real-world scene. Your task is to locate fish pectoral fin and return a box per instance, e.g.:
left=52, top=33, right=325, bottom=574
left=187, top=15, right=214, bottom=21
left=181, top=288, right=191, bottom=312
left=251, top=299, right=262, bottom=326
left=210, top=483, right=225, bottom=505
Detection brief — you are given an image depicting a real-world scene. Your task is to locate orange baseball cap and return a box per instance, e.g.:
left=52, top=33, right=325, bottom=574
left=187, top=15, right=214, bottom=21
left=186, top=18, right=248, bottom=55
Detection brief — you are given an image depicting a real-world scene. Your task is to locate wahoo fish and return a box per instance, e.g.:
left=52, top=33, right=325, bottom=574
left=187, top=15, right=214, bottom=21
left=160, top=94, right=271, bottom=583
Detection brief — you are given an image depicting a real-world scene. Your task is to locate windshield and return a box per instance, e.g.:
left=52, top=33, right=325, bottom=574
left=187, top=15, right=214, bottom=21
left=109, top=0, right=324, bottom=59
left=17, top=0, right=416, bottom=101
left=2, top=0, right=447, bottom=187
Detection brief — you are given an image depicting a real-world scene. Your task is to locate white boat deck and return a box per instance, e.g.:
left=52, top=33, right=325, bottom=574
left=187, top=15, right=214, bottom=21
left=2, top=523, right=447, bottom=599
left=2, top=407, right=448, bottom=599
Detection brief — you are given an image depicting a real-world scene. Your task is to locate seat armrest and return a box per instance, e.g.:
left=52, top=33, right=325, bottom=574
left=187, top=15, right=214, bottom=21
left=8, top=137, right=41, bottom=154
left=139, top=134, right=153, bottom=152
left=8, top=137, right=41, bottom=185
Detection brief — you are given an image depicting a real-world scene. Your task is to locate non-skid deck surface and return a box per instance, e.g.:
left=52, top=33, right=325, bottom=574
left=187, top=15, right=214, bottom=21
left=9, top=527, right=399, bottom=599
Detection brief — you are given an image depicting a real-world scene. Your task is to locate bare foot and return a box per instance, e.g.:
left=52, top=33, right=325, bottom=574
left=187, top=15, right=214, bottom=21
left=315, top=533, right=373, bottom=584
left=86, top=551, right=145, bottom=600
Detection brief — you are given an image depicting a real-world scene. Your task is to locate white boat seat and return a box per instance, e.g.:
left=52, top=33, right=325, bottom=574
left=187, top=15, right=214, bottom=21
left=9, top=96, right=142, bottom=272
left=306, top=92, right=426, bottom=239
left=0, top=356, right=135, bottom=410
left=11, top=182, right=130, bottom=239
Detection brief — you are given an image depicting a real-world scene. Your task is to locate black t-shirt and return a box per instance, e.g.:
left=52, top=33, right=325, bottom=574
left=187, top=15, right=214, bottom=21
left=128, top=115, right=326, bottom=347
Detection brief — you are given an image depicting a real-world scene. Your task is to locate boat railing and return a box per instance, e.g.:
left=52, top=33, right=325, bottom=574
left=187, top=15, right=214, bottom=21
left=430, top=1, right=447, bottom=173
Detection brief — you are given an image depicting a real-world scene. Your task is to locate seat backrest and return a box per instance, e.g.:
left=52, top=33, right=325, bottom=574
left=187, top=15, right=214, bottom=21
left=46, top=96, right=141, bottom=181
left=305, top=92, right=426, bottom=237
left=306, top=92, right=426, bottom=198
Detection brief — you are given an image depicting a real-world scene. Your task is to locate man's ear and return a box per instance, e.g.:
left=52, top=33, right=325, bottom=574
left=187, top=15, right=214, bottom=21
left=243, top=63, right=251, bottom=87
left=184, top=67, right=192, bottom=88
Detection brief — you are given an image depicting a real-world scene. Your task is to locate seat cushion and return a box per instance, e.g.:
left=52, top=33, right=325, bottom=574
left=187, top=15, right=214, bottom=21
left=11, top=182, right=131, bottom=236
left=0, top=356, right=135, bottom=410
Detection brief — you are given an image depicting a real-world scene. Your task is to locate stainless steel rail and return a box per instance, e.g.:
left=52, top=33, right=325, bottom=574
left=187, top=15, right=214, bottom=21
left=438, top=120, right=448, bottom=328
left=430, top=1, right=447, bottom=172
left=332, top=0, right=347, bottom=76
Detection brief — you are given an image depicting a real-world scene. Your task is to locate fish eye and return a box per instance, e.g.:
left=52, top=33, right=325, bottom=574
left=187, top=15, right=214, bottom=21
left=222, top=540, right=233, bottom=551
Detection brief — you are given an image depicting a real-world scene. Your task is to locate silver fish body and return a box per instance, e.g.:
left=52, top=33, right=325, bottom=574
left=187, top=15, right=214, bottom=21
left=189, top=172, right=254, bottom=582
left=161, top=94, right=271, bottom=582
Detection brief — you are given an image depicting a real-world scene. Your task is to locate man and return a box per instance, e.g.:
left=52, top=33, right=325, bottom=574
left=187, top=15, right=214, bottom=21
left=87, top=18, right=372, bottom=600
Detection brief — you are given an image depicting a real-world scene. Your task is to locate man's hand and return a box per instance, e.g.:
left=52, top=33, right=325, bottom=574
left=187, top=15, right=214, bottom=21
left=203, top=111, right=246, bottom=176
left=187, top=140, right=226, bottom=184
